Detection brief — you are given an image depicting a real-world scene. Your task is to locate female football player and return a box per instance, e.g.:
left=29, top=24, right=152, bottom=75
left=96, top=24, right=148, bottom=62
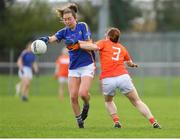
left=16, top=40, right=38, bottom=101
left=54, top=48, right=69, bottom=100
left=79, top=27, right=161, bottom=129
left=39, top=3, right=95, bottom=128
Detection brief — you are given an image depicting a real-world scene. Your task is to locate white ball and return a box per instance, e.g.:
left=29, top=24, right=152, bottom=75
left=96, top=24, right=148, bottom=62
left=31, top=40, right=47, bottom=54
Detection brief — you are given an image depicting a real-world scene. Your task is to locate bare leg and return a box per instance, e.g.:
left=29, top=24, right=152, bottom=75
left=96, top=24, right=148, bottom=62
left=125, top=88, right=161, bottom=128
left=79, top=76, right=93, bottom=104
left=15, top=81, right=22, bottom=96
left=104, top=95, right=121, bottom=128
left=58, top=82, right=64, bottom=100
left=68, top=77, right=85, bottom=128
left=21, top=77, right=31, bottom=101
left=68, top=77, right=81, bottom=116
left=126, top=88, right=153, bottom=119
left=78, top=76, right=94, bottom=121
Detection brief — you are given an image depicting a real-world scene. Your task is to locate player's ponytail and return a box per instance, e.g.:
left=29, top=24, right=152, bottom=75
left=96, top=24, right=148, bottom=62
left=68, top=3, right=78, bottom=13
left=56, top=3, right=78, bottom=19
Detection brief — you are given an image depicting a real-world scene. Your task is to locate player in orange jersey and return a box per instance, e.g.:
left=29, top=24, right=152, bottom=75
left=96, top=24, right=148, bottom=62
left=79, top=27, right=161, bottom=129
left=55, top=48, right=69, bottom=100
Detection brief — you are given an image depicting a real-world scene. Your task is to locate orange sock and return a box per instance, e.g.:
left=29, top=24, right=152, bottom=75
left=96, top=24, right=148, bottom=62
left=112, top=114, right=119, bottom=124
left=149, top=117, right=156, bottom=124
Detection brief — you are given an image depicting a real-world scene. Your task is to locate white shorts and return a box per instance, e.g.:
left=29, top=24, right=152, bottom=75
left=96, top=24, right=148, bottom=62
left=18, top=66, right=33, bottom=80
left=58, top=77, right=68, bottom=83
left=68, top=63, right=95, bottom=77
left=101, top=74, right=135, bottom=96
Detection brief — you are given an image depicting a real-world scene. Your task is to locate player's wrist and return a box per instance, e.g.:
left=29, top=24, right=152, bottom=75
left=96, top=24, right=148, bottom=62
left=38, top=36, right=49, bottom=44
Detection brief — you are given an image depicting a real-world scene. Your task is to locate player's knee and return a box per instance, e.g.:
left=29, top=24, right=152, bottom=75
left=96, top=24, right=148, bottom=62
left=132, top=99, right=142, bottom=107
left=70, top=96, right=78, bottom=104
left=23, top=81, right=30, bottom=87
left=79, top=90, right=88, bottom=98
left=80, top=93, right=90, bottom=102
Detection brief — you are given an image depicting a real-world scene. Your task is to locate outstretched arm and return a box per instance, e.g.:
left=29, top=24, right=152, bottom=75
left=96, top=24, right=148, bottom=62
left=48, top=35, right=58, bottom=43
left=78, top=41, right=99, bottom=51
left=39, top=35, right=58, bottom=44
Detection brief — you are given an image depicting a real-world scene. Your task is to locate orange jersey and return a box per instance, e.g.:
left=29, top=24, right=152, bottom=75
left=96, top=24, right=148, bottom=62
left=55, top=55, right=69, bottom=77
left=96, top=39, right=131, bottom=79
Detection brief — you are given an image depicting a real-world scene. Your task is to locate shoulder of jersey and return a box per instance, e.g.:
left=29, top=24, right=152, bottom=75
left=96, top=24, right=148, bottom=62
left=58, top=28, right=67, bottom=32
left=22, top=50, right=28, bottom=54
left=97, top=39, right=108, bottom=45
left=78, top=22, right=88, bottom=27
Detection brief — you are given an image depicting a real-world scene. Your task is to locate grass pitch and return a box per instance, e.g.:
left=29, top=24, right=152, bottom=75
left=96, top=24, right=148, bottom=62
left=0, top=75, right=180, bottom=137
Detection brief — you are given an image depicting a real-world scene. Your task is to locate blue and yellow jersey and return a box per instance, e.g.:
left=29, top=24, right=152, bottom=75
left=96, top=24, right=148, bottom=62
left=55, top=22, right=95, bottom=70
left=20, top=51, right=35, bottom=68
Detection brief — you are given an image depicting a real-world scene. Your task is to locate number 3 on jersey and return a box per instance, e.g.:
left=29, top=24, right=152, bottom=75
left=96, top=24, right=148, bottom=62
left=112, top=47, right=121, bottom=61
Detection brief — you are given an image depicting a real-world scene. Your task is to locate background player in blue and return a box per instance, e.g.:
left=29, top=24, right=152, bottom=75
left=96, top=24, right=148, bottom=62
left=16, top=40, right=39, bottom=101
left=39, top=3, right=95, bottom=128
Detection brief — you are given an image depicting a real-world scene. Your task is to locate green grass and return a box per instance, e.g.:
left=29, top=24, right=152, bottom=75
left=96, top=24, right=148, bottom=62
left=0, top=75, right=180, bottom=137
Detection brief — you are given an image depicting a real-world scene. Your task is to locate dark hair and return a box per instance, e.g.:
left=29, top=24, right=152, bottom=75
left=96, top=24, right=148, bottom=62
left=57, top=3, right=78, bottom=19
left=107, top=27, right=120, bottom=43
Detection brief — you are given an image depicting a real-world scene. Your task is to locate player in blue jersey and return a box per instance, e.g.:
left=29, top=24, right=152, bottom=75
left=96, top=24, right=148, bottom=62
left=39, top=3, right=95, bottom=128
left=16, top=40, right=39, bottom=101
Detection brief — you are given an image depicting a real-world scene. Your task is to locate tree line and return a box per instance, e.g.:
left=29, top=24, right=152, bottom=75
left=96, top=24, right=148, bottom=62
left=0, top=0, right=180, bottom=60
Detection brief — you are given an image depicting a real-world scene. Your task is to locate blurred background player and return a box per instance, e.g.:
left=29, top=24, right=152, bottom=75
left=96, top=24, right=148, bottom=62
left=54, top=48, right=69, bottom=100
left=79, top=27, right=161, bottom=129
left=16, top=40, right=39, bottom=101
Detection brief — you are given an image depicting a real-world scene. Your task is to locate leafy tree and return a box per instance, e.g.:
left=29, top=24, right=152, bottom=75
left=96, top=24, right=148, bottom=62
left=78, top=1, right=99, bottom=32
left=1, top=1, right=62, bottom=48
left=0, top=0, right=6, bottom=22
left=154, top=0, right=180, bottom=31
left=109, top=0, right=141, bottom=31
left=0, top=1, right=99, bottom=61
left=0, top=1, right=64, bottom=60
